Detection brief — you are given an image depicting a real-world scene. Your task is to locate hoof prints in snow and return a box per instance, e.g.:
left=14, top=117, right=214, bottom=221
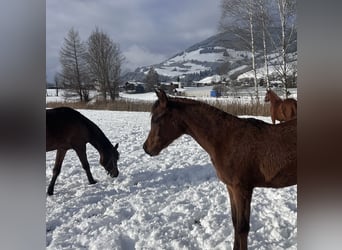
left=46, top=110, right=297, bottom=249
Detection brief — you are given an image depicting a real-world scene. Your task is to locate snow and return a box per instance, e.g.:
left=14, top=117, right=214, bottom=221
left=237, top=52, right=297, bottom=81
left=154, top=63, right=210, bottom=78
left=198, top=74, right=222, bottom=84
left=120, top=92, right=157, bottom=101
left=46, top=109, right=297, bottom=249
left=237, top=61, right=297, bottom=81
left=227, top=65, right=248, bottom=76
left=170, top=48, right=225, bottom=63
left=136, top=43, right=296, bottom=83
left=148, top=47, right=253, bottom=78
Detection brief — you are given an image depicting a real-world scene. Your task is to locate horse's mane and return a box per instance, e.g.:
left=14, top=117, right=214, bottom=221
left=154, top=96, right=268, bottom=129
left=153, top=96, right=236, bottom=120
left=76, top=110, right=113, bottom=148
left=267, top=89, right=282, bottom=101
left=54, top=107, right=113, bottom=149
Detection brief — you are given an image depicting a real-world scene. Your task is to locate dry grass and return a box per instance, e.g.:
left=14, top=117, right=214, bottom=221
left=46, top=98, right=270, bottom=117
left=206, top=99, right=270, bottom=116
left=47, top=99, right=153, bottom=112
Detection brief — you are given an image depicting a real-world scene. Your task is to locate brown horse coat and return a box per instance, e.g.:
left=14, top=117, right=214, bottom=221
left=46, top=107, right=119, bottom=195
left=264, top=89, right=297, bottom=124
left=143, top=89, right=297, bottom=250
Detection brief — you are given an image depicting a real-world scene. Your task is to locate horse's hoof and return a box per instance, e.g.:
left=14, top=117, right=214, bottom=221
left=47, top=191, right=54, bottom=196
left=89, top=180, right=97, bottom=185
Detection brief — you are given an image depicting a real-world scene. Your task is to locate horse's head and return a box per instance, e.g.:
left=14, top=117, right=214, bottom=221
left=264, top=88, right=271, bottom=102
left=101, top=143, right=119, bottom=178
left=143, top=89, right=185, bottom=156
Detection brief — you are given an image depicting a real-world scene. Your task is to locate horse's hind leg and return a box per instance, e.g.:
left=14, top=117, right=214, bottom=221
left=47, top=149, right=67, bottom=195
left=74, top=146, right=97, bottom=185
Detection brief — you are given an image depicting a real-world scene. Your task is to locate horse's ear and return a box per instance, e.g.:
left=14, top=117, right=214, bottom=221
left=155, top=88, right=168, bottom=108
left=114, top=143, right=119, bottom=149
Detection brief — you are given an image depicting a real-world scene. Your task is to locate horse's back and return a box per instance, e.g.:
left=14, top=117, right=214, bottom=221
left=47, top=107, right=85, bottom=131
left=256, top=118, right=297, bottom=187
left=46, top=107, right=90, bottom=151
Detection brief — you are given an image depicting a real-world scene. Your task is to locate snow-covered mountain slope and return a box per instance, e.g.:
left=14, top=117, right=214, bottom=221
left=123, top=30, right=297, bottom=83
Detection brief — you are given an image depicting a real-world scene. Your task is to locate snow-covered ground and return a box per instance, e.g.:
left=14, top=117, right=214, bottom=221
left=46, top=109, right=297, bottom=250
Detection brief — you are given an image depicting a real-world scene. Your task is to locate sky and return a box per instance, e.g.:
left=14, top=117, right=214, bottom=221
left=46, top=0, right=222, bottom=83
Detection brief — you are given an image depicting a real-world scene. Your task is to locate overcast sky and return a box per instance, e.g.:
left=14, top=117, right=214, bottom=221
left=46, top=0, right=222, bottom=82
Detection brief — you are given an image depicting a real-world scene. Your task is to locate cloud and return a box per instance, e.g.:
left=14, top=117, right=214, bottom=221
left=123, top=45, right=167, bottom=70
left=46, top=0, right=221, bottom=82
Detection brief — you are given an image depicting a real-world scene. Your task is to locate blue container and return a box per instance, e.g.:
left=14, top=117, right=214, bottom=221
left=210, top=90, right=217, bottom=97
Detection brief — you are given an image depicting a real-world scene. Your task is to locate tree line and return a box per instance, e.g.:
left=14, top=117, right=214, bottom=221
left=54, top=0, right=296, bottom=101
left=56, top=27, right=124, bottom=102
left=219, top=0, right=296, bottom=98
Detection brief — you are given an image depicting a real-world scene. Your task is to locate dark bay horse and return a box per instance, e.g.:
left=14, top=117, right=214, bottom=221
left=46, top=107, right=119, bottom=195
left=264, top=88, right=297, bottom=124
left=143, top=89, right=296, bottom=250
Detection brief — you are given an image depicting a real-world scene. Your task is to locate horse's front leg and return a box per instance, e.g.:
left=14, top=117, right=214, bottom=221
left=227, top=185, right=253, bottom=250
left=48, top=149, right=67, bottom=195
left=74, top=146, right=97, bottom=185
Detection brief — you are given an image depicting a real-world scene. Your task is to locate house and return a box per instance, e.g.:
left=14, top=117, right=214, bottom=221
left=124, top=81, right=145, bottom=93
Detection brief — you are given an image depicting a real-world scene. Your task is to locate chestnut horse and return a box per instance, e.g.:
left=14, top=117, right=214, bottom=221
left=264, top=88, right=297, bottom=124
left=143, top=89, right=296, bottom=250
left=46, top=107, right=119, bottom=195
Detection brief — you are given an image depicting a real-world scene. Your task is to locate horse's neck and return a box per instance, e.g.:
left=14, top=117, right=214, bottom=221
left=87, top=122, right=111, bottom=154
left=269, top=92, right=282, bottom=104
left=179, top=103, right=236, bottom=156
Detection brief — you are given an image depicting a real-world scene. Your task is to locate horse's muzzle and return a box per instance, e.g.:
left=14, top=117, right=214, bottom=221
left=143, top=143, right=150, bottom=155
left=143, top=143, right=153, bottom=156
left=143, top=142, right=160, bottom=156
left=106, top=161, right=119, bottom=178
left=107, top=168, right=119, bottom=178
left=109, top=171, right=119, bottom=178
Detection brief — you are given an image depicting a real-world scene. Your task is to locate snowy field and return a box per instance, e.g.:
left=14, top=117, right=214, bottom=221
left=46, top=109, right=297, bottom=250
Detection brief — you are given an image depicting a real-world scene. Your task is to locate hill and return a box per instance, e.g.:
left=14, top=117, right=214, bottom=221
left=123, top=29, right=297, bottom=85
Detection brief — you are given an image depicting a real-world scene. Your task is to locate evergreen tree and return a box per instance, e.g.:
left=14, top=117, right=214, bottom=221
left=59, top=28, right=90, bottom=101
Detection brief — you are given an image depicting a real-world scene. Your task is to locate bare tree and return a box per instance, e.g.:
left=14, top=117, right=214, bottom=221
left=220, top=0, right=297, bottom=97
left=87, top=27, right=124, bottom=100
left=220, top=0, right=260, bottom=100
left=255, top=0, right=273, bottom=88
left=276, top=0, right=296, bottom=97
left=145, top=67, right=160, bottom=92
left=59, top=28, right=90, bottom=101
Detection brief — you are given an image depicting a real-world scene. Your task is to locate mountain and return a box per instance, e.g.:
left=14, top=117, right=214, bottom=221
left=123, top=29, right=297, bottom=84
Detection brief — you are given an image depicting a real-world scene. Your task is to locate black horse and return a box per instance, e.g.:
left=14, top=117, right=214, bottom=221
left=46, top=107, right=119, bottom=195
